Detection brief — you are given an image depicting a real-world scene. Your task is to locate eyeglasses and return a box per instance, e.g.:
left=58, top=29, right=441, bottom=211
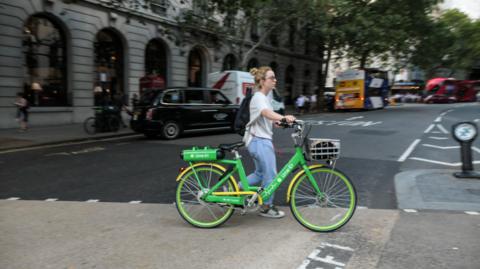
left=265, top=76, right=277, bottom=81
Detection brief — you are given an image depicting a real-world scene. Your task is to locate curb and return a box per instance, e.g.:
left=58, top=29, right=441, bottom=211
left=0, top=132, right=138, bottom=152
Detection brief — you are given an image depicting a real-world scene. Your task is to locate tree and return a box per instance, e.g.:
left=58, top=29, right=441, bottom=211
left=410, top=9, right=480, bottom=78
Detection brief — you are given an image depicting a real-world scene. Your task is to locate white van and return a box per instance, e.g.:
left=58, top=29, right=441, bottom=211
left=208, top=70, right=285, bottom=114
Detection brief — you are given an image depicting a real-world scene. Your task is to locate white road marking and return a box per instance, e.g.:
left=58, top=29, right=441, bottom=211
left=465, top=211, right=479, bottom=215
left=409, top=157, right=480, bottom=166
left=474, top=119, right=479, bottom=123
left=398, top=139, right=421, bottom=162
left=403, top=209, right=418, bottom=213
left=434, top=117, right=442, bottom=122
left=473, top=147, right=480, bottom=154
left=424, top=124, right=434, bottom=133
left=422, top=144, right=459, bottom=150
left=129, top=201, right=142, bottom=204
left=357, top=206, right=368, bottom=210
left=86, top=199, right=99, bottom=203
left=346, top=116, right=363, bottom=121
left=429, top=136, right=449, bottom=140
left=321, top=242, right=354, bottom=252
left=6, top=197, right=20, bottom=200
left=45, top=198, right=58, bottom=202
left=437, top=124, right=449, bottom=134
left=307, top=250, right=345, bottom=267
left=71, top=147, right=105, bottom=155
left=424, top=123, right=449, bottom=134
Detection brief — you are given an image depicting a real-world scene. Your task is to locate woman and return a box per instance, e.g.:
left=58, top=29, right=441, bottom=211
left=14, top=92, right=29, bottom=131
left=243, top=66, right=296, bottom=218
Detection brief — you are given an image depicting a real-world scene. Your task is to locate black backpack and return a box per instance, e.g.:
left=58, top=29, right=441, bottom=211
left=233, top=87, right=253, bottom=136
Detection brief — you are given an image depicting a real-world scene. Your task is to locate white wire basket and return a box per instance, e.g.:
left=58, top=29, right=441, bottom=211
left=308, top=138, right=340, bottom=160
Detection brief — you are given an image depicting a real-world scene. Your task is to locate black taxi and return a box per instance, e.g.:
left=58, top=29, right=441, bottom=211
left=130, top=87, right=239, bottom=139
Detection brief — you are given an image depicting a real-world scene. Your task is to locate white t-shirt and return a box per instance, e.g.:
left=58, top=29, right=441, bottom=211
left=246, top=91, right=273, bottom=141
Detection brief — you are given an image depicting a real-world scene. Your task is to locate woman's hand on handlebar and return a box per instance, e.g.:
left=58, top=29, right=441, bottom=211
left=276, top=115, right=296, bottom=127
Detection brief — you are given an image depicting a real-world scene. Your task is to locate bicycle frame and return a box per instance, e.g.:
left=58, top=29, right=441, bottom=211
left=182, top=146, right=322, bottom=206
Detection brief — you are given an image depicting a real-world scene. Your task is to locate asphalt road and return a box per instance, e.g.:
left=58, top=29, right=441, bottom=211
left=1, top=103, right=478, bottom=208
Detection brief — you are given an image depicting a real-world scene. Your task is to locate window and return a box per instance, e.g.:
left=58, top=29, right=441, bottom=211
left=188, top=49, right=203, bottom=87
left=222, top=54, right=236, bottom=71
left=162, top=90, right=182, bottom=104
left=184, top=90, right=205, bottom=104
left=23, top=15, right=67, bottom=106
left=247, top=58, right=259, bottom=71
left=208, top=90, right=229, bottom=104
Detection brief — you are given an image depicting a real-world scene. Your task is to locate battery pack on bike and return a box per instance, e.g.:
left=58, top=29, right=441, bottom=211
left=181, top=146, right=225, bottom=161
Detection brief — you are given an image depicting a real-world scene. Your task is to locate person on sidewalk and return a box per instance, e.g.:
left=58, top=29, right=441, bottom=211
left=241, top=66, right=296, bottom=218
left=14, top=92, right=29, bottom=131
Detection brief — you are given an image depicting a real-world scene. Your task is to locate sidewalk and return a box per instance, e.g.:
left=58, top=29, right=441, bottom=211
left=0, top=124, right=135, bottom=151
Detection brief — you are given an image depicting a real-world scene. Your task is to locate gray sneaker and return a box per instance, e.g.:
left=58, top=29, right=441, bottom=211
left=258, top=205, right=285, bottom=218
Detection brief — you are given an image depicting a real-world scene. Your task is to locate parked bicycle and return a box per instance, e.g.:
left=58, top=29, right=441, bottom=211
left=175, top=120, right=357, bottom=232
left=83, top=106, right=122, bottom=135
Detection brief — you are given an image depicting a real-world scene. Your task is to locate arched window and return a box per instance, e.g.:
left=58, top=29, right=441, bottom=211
left=222, top=54, right=236, bottom=71
left=145, top=39, right=168, bottom=84
left=23, top=15, right=67, bottom=106
left=94, top=29, right=124, bottom=106
left=246, top=58, right=259, bottom=71
left=188, top=48, right=204, bottom=87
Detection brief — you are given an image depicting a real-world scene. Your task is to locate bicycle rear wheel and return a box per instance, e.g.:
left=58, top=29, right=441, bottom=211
left=176, top=164, right=236, bottom=228
left=83, top=117, right=97, bottom=135
left=290, top=167, right=356, bottom=232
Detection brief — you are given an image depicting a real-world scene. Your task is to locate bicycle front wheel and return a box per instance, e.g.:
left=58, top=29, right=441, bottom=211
left=83, top=117, right=97, bottom=135
left=176, top=164, right=237, bottom=228
left=290, top=167, right=357, bottom=232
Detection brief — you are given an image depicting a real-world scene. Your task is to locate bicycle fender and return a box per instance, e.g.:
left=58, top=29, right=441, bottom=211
left=175, top=162, right=240, bottom=191
left=286, top=164, right=324, bottom=203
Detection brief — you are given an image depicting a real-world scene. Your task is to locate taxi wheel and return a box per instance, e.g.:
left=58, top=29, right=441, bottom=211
left=161, top=121, right=181, bottom=139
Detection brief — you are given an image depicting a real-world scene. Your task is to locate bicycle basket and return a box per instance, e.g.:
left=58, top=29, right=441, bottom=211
left=308, top=138, right=340, bottom=160
left=181, top=146, right=224, bottom=161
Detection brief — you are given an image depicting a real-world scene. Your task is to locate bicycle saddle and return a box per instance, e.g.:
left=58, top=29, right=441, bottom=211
left=218, top=142, right=245, bottom=151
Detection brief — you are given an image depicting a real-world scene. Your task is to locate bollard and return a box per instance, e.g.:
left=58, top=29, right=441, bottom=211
left=452, top=122, right=480, bottom=179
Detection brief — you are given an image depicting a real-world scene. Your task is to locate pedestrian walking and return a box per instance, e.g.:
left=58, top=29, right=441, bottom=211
left=14, top=92, right=29, bottom=131
left=242, top=66, right=296, bottom=218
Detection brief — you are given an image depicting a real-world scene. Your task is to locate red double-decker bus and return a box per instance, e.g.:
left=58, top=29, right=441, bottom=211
left=425, top=78, right=478, bottom=102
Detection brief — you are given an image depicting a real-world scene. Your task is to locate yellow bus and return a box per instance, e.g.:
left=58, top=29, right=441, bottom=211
left=335, top=68, right=389, bottom=110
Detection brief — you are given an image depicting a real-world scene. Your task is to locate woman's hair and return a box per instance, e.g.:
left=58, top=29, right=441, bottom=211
left=250, top=66, right=272, bottom=89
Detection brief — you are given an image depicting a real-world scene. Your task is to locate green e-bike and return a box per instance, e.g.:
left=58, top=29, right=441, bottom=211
left=175, top=120, right=356, bottom=232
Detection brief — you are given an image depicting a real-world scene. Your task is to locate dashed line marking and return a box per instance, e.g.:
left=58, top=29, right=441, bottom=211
left=6, top=197, right=20, bottom=200
left=45, top=198, right=58, bottom=202
left=346, top=116, right=363, bottom=121
left=409, top=157, right=480, bottom=166
left=129, top=201, right=142, bottom=204
left=429, top=136, right=449, bottom=140
left=398, top=139, right=421, bottom=162
left=403, top=209, right=418, bottom=213
left=465, top=211, right=479, bottom=215
left=86, top=199, right=99, bottom=203
left=422, top=144, right=459, bottom=150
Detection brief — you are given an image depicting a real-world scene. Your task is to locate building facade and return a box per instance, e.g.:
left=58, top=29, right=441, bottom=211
left=0, top=0, right=322, bottom=128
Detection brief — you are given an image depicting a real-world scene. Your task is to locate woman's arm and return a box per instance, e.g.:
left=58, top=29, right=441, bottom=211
left=261, top=109, right=296, bottom=123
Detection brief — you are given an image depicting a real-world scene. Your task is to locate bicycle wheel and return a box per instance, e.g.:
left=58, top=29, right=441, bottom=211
left=83, top=117, right=97, bottom=135
left=290, top=167, right=356, bottom=232
left=176, top=164, right=237, bottom=228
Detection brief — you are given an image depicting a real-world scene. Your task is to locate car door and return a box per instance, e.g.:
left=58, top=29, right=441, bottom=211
left=183, top=89, right=211, bottom=129
left=203, top=90, right=235, bottom=128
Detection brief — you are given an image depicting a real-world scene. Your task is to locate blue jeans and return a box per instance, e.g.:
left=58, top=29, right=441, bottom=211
left=243, top=137, right=277, bottom=205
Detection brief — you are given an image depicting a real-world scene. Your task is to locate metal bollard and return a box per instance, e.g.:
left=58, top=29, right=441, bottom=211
left=452, top=122, right=480, bottom=179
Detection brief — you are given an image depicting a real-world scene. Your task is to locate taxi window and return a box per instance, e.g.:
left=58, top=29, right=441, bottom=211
left=184, top=90, right=206, bottom=104
left=162, top=90, right=182, bottom=104
left=207, top=90, right=230, bottom=104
